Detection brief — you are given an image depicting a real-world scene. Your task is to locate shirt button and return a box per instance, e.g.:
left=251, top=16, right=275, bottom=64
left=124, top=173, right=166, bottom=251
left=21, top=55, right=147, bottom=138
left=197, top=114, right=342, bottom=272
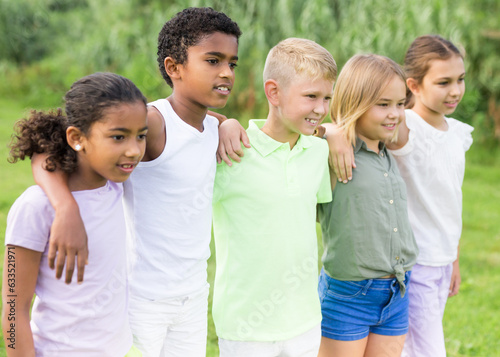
left=393, top=228, right=398, bottom=232
left=389, top=199, right=394, bottom=204
left=384, top=173, right=388, bottom=177
left=381, top=152, right=385, bottom=157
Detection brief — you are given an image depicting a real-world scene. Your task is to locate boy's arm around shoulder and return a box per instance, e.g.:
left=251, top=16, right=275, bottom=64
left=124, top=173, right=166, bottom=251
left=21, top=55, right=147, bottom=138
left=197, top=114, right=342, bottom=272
left=2, top=245, right=42, bottom=356
left=31, top=154, right=88, bottom=284
left=320, top=123, right=355, bottom=183
left=215, top=114, right=251, bottom=166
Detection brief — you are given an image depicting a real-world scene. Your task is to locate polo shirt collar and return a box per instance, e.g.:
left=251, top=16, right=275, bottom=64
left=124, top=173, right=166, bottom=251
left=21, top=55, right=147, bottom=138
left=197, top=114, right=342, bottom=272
left=354, top=137, right=387, bottom=155
left=248, top=120, right=314, bottom=157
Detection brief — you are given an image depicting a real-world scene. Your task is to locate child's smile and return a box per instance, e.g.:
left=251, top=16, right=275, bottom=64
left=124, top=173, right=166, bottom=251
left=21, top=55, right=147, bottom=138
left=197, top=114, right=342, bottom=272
left=356, top=75, right=406, bottom=152
left=71, top=102, right=148, bottom=190
left=176, top=32, right=238, bottom=112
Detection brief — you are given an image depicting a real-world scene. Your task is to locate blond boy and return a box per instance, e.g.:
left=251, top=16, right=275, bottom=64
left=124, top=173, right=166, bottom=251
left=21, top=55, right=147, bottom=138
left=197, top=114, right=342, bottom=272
left=212, top=38, right=337, bottom=357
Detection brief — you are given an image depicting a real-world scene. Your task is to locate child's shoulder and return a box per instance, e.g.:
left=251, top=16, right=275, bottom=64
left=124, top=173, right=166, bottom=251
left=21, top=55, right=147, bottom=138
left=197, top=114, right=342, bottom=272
left=8, top=186, right=54, bottom=222
left=446, top=116, right=474, bottom=132
left=12, top=185, right=51, bottom=209
left=446, top=117, right=474, bottom=150
left=204, top=111, right=221, bottom=127
left=303, top=134, right=329, bottom=154
left=404, top=109, right=425, bottom=129
left=6, top=186, right=53, bottom=250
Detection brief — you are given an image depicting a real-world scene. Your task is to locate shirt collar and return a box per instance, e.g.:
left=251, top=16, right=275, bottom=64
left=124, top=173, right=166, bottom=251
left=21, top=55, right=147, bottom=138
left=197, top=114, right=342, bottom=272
left=248, top=120, right=314, bottom=157
left=354, top=137, right=387, bottom=155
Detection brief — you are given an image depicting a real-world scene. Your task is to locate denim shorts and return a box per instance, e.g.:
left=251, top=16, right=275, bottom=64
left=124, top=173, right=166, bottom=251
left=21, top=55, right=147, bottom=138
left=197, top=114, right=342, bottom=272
left=318, top=268, right=411, bottom=341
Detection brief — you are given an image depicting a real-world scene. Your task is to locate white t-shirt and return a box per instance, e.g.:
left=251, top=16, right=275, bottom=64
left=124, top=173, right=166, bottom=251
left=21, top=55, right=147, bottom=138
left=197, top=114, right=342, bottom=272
left=390, top=109, right=473, bottom=266
left=124, top=98, right=219, bottom=300
left=5, top=182, right=131, bottom=356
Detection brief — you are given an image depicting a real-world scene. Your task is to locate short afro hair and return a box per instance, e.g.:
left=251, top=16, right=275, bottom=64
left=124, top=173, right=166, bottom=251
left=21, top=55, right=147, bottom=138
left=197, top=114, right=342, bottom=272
left=157, top=7, right=241, bottom=88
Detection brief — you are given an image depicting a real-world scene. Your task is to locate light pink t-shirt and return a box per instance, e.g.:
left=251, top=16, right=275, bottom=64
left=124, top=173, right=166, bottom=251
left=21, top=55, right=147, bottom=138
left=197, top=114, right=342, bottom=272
left=5, top=181, right=131, bottom=356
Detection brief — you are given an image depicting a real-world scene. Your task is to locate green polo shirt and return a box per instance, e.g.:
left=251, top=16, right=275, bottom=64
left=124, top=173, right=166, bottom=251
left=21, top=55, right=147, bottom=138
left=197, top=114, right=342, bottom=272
left=212, top=119, right=331, bottom=341
left=318, top=138, right=418, bottom=295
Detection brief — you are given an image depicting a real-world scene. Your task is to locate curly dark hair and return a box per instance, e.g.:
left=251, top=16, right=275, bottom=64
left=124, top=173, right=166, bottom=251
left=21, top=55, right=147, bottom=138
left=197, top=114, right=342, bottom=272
left=157, top=7, right=241, bottom=87
left=9, top=72, right=147, bottom=173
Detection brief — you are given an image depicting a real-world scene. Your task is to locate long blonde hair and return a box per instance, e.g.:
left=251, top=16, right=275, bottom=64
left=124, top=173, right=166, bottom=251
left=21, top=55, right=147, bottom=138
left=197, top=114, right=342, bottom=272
left=331, top=54, right=406, bottom=145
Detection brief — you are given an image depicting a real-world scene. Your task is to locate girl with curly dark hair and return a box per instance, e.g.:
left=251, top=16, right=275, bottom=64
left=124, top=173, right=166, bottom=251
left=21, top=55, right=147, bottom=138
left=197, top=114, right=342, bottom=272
left=2, top=72, right=148, bottom=356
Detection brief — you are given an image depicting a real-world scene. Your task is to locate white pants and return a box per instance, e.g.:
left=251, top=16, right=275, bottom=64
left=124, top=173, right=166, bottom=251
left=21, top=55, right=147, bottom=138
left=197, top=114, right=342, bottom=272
left=128, top=285, right=209, bottom=357
left=218, top=323, right=321, bottom=357
left=402, top=263, right=453, bottom=357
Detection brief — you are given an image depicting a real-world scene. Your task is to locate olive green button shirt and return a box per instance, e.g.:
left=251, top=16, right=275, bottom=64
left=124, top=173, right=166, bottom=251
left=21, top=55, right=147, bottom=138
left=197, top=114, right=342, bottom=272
left=318, top=138, right=418, bottom=295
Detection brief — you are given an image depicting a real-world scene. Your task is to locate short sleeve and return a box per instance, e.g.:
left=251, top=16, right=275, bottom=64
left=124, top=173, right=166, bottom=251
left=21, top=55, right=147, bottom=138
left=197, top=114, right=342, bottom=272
left=5, top=186, right=53, bottom=252
left=213, top=164, right=225, bottom=205
left=458, top=122, right=474, bottom=151
left=213, top=161, right=233, bottom=205
left=317, top=141, right=333, bottom=204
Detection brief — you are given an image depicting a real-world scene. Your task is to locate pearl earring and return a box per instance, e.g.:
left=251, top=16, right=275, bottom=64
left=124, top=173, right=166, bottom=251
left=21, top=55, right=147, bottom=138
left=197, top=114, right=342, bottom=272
left=75, top=144, right=82, bottom=151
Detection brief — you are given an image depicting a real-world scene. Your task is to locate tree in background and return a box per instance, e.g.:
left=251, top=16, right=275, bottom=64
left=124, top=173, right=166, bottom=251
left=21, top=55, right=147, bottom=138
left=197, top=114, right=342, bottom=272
left=0, top=0, right=498, bottom=142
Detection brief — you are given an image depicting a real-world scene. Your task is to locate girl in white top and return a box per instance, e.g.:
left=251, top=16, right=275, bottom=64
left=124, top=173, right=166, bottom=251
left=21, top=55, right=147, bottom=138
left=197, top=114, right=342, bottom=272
left=2, top=72, right=148, bottom=356
left=391, top=35, right=473, bottom=357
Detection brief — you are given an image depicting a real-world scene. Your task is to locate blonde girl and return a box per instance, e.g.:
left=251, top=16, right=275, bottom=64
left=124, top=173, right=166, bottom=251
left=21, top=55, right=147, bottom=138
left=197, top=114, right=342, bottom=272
left=2, top=72, right=148, bottom=356
left=317, top=54, right=418, bottom=357
left=391, top=35, right=473, bottom=357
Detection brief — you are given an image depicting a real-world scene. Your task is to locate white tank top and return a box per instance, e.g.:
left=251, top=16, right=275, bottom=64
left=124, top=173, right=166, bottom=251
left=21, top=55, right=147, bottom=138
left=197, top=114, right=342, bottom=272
left=124, top=98, right=219, bottom=300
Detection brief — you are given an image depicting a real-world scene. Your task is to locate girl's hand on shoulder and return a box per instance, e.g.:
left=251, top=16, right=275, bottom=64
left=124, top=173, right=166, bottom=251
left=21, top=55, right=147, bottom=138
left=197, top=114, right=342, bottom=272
left=449, top=259, right=461, bottom=297
left=217, top=119, right=251, bottom=166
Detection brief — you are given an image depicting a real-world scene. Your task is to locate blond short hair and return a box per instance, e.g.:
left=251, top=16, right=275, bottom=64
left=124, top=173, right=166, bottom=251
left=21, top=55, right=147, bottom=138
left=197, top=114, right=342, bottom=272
left=331, top=54, right=406, bottom=145
left=263, top=38, right=337, bottom=89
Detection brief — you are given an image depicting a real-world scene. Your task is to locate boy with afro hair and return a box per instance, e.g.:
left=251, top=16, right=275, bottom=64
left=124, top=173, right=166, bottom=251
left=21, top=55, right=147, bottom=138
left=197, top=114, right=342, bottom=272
left=31, top=7, right=243, bottom=357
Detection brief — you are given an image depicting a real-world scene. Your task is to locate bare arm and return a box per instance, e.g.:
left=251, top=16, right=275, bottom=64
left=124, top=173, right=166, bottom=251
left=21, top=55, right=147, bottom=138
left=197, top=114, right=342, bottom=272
left=31, top=154, right=88, bottom=284
left=2, top=245, right=41, bottom=356
left=217, top=118, right=251, bottom=166
left=321, top=123, right=356, bottom=183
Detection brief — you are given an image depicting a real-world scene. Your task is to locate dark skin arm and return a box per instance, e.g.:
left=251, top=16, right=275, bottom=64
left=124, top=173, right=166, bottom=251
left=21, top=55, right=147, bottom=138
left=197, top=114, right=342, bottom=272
left=209, top=111, right=251, bottom=166
left=31, top=154, right=88, bottom=284
left=33, top=106, right=165, bottom=284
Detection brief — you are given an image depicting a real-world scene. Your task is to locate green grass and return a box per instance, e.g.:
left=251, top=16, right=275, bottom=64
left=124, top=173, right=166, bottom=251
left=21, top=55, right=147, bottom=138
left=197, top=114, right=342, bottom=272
left=1, top=99, right=499, bottom=356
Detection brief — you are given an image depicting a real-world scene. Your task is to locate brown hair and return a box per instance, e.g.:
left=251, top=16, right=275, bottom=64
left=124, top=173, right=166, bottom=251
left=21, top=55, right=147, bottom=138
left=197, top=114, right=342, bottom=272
left=404, top=35, right=464, bottom=108
left=9, top=72, right=147, bottom=173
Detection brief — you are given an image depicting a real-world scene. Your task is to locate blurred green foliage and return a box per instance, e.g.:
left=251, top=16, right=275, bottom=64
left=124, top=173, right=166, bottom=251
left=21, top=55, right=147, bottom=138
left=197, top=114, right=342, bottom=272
left=0, top=0, right=499, bottom=146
